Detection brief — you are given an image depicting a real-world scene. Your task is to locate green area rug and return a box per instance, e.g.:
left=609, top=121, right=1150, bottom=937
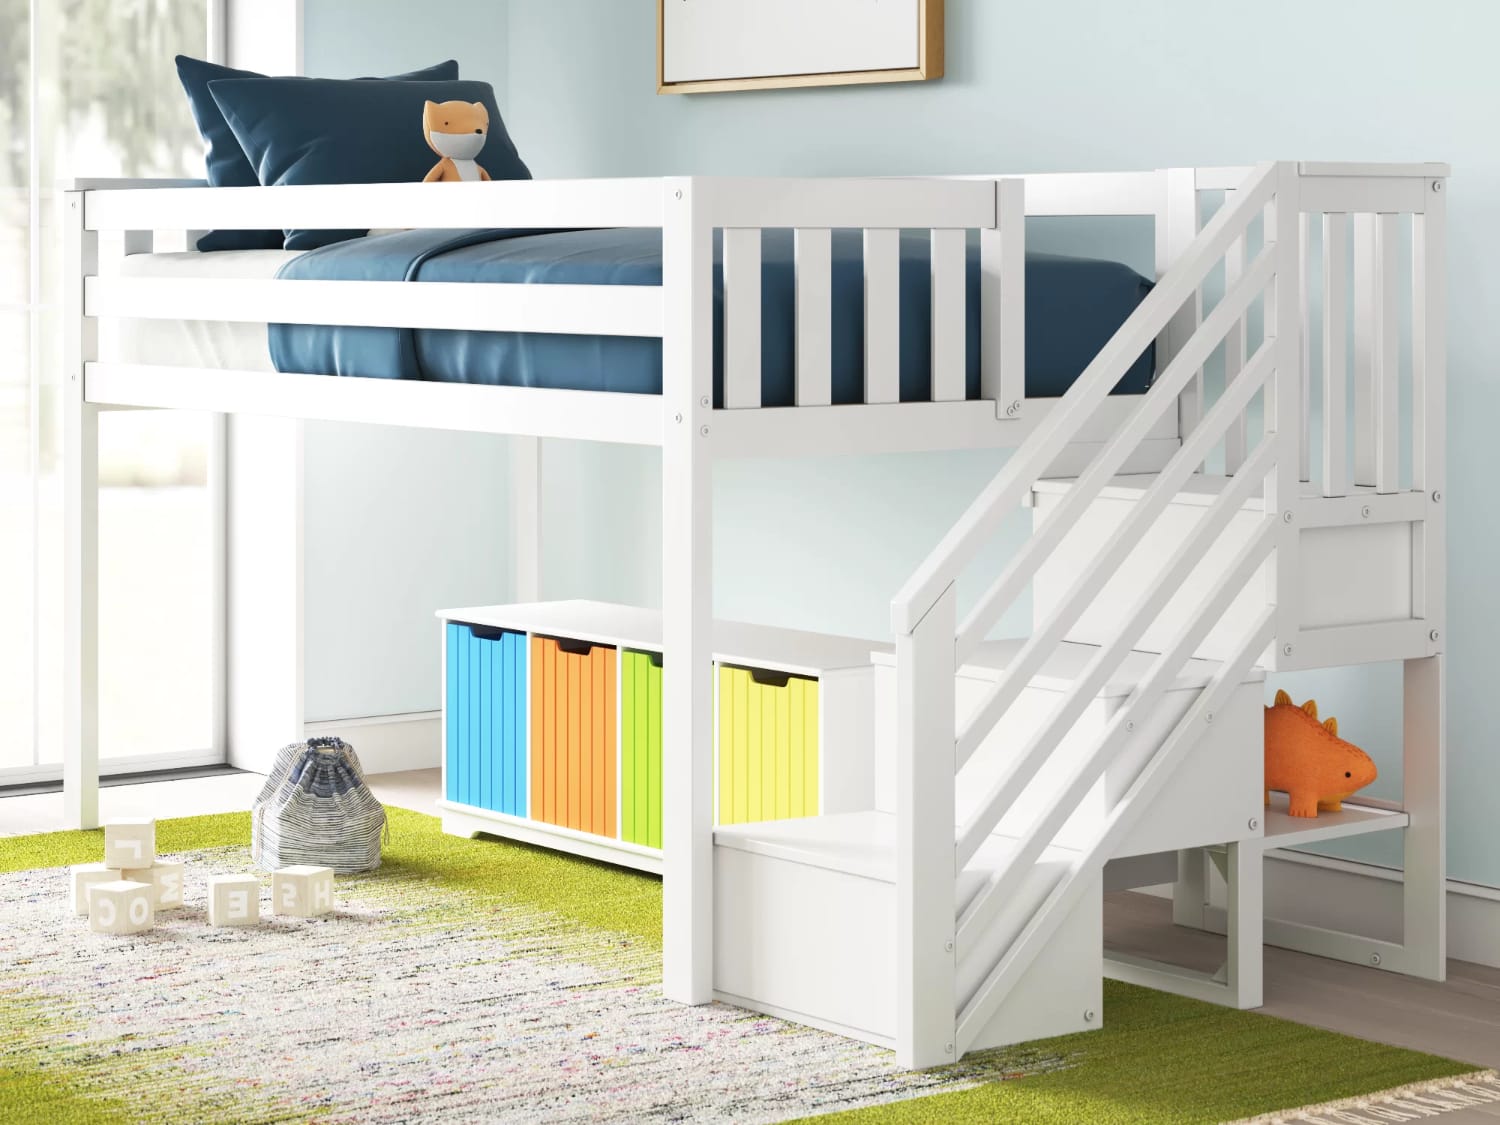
left=0, top=808, right=1476, bottom=1123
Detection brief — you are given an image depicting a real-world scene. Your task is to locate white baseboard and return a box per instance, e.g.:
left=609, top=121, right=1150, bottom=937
left=1139, top=849, right=1500, bottom=971
left=302, top=711, right=441, bottom=775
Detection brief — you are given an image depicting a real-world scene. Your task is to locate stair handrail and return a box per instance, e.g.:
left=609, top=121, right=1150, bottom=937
left=889, top=160, right=1301, bottom=1069
left=890, top=161, right=1277, bottom=637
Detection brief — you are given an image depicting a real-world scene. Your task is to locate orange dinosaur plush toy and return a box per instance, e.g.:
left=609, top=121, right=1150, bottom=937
left=1264, top=689, right=1377, bottom=818
left=422, top=99, right=491, bottom=183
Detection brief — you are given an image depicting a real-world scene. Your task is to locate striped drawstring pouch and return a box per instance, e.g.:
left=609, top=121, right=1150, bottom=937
left=250, top=737, right=387, bottom=874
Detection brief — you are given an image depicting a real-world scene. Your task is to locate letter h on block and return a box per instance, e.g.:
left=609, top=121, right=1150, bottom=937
left=272, top=866, right=334, bottom=918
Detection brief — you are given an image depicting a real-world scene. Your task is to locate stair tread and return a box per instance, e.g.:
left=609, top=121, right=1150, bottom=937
left=1032, top=471, right=1404, bottom=509
left=715, top=810, right=1078, bottom=900
left=872, top=639, right=1263, bottom=696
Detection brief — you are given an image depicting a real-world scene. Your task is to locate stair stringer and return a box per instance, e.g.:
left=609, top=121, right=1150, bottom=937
left=954, top=609, right=1276, bottom=1053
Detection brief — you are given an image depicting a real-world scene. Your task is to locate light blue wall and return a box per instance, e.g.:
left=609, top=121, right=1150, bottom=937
left=307, top=0, right=1500, bottom=884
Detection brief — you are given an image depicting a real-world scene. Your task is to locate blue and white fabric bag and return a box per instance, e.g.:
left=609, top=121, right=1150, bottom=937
left=250, top=737, right=386, bottom=874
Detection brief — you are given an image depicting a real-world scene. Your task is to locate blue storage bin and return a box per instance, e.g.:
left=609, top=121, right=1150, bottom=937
left=446, top=622, right=527, bottom=816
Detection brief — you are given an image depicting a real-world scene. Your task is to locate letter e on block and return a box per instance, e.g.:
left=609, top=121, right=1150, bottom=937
left=207, top=874, right=261, bottom=927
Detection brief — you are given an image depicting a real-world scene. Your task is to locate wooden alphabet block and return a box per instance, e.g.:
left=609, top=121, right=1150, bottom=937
left=70, top=863, right=116, bottom=915
left=103, top=818, right=156, bottom=870
left=139, top=861, right=186, bottom=910
left=88, top=880, right=154, bottom=935
left=272, top=865, right=334, bottom=917
left=207, top=874, right=261, bottom=927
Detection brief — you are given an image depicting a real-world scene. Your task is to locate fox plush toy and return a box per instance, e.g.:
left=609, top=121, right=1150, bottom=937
left=422, top=100, right=491, bottom=183
left=1264, top=690, right=1377, bottom=818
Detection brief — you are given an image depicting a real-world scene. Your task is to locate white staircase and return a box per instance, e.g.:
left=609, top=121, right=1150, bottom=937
left=715, top=163, right=1304, bottom=1067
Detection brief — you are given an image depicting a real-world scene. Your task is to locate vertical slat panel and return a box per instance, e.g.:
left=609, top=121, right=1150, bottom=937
left=580, top=647, right=594, bottom=832
left=1374, top=212, right=1400, bottom=494
left=467, top=627, right=480, bottom=808
left=480, top=633, right=493, bottom=811
left=745, top=673, right=762, bottom=821
left=531, top=636, right=544, bottom=822
left=795, top=228, right=833, bottom=406
left=604, top=647, right=617, bottom=839
left=542, top=639, right=557, bottom=825
left=930, top=228, right=966, bottom=402
left=980, top=178, right=1026, bottom=416
left=789, top=678, right=805, bottom=816
left=863, top=228, right=900, bottom=403
left=1412, top=183, right=1446, bottom=633
left=622, top=653, right=637, bottom=843
left=1322, top=214, right=1349, bottom=496
left=723, top=227, right=762, bottom=409
left=446, top=625, right=459, bottom=802
left=1222, top=225, right=1248, bottom=473
left=776, top=679, right=792, bottom=816
left=636, top=654, right=649, bottom=839
left=1412, top=194, right=1445, bottom=496
left=732, top=668, right=748, bottom=824
left=494, top=635, right=507, bottom=814
left=1352, top=213, right=1377, bottom=486
left=804, top=680, right=819, bottom=813
left=501, top=633, right=514, bottom=815
left=648, top=654, right=662, bottom=848
left=1161, top=169, right=1203, bottom=449
left=761, top=680, right=776, bottom=819
left=718, top=666, right=733, bottom=826
left=592, top=647, right=605, bottom=835
left=1298, top=212, right=1312, bottom=482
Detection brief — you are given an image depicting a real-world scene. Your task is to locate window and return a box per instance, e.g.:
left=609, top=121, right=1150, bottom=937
left=1, top=0, right=214, bottom=778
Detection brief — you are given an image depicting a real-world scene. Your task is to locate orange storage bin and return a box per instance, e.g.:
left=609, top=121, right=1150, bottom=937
left=529, top=636, right=617, bottom=838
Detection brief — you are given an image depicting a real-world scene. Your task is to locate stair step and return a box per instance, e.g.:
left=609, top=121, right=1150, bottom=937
left=1032, top=472, right=1268, bottom=509
left=714, top=809, right=1078, bottom=915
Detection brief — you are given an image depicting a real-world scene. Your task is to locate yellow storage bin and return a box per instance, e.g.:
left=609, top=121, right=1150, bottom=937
left=717, top=665, right=819, bottom=826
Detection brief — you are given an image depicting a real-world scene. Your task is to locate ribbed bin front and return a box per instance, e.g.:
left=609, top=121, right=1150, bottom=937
left=717, top=665, right=819, bottom=826
left=621, top=649, right=663, bottom=848
left=529, top=636, right=617, bottom=838
left=445, top=623, right=527, bottom=816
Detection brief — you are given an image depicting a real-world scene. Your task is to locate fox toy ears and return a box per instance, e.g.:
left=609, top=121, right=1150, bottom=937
left=1324, top=716, right=1339, bottom=736
left=1274, top=689, right=1292, bottom=706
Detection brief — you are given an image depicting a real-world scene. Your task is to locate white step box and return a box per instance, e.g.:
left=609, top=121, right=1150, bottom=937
left=872, top=641, right=1265, bottom=860
left=714, top=810, right=1102, bottom=1050
left=1030, top=474, right=1415, bottom=665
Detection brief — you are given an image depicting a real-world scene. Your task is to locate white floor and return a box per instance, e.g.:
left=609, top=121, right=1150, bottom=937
left=0, top=767, right=441, bottom=837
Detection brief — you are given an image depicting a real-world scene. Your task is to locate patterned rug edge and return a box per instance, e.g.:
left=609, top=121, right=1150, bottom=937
left=1225, top=1069, right=1500, bottom=1124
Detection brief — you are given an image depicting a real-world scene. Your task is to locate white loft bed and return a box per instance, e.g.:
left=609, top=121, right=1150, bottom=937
left=62, top=161, right=1448, bottom=1068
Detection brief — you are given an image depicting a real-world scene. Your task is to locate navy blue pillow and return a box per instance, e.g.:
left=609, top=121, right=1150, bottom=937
left=209, top=77, right=531, bottom=251
left=175, top=56, right=459, bottom=251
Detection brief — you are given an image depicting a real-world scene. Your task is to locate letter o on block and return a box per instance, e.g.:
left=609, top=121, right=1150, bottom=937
left=89, top=880, right=155, bottom=935
left=207, top=874, right=262, bottom=927
left=272, top=866, right=335, bottom=918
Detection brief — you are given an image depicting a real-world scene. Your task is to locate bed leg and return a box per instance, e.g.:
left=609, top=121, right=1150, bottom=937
left=660, top=178, right=715, bottom=1006
left=1402, top=653, right=1446, bottom=981
left=63, top=192, right=99, bottom=829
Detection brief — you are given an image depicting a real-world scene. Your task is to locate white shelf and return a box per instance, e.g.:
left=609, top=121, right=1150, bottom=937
left=1259, top=791, right=1408, bottom=849
left=437, top=599, right=890, bottom=676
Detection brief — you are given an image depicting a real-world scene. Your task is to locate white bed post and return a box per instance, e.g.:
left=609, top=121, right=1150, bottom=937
left=895, top=582, right=958, bottom=1068
left=1266, top=162, right=1302, bottom=656
left=63, top=191, right=100, bottom=828
left=660, top=177, right=716, bottom=1005
left=1160, top=168, right=1201, bottom=451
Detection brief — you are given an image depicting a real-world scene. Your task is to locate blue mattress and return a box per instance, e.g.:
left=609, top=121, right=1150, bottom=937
left=270, top=227, right=1155, bottom=404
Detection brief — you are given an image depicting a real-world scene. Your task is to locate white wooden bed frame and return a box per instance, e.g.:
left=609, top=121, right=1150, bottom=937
left=61, top=161, right=1448, bottom=1068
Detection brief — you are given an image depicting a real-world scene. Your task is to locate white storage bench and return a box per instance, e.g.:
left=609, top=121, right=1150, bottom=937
left=438, top=599, right=890, bottom=872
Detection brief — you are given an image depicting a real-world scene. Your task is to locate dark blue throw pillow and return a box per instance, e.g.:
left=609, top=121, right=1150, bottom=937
left=174, top=56, right=459, bottom=251
left=208, top=77, right=531, bottom=251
